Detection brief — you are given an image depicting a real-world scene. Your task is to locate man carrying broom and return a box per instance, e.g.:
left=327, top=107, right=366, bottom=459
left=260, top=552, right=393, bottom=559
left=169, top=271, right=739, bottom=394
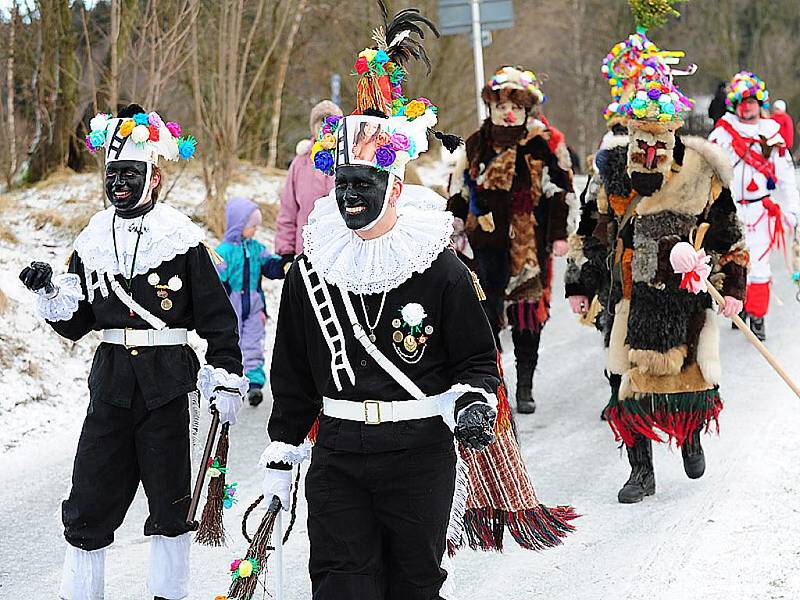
left=255, top=5, right=500, bottom=599
left=19, top=103, right=245, bottom=600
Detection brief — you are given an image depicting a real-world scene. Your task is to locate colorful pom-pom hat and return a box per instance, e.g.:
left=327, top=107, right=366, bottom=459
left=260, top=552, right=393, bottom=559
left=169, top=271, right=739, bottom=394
left=725, top=71, right=769, bottom=111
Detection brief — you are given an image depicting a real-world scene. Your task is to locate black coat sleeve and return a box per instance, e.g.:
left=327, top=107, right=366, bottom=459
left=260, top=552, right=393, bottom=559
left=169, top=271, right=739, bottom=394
left=441, top=254, right=501, bottom=414
left=267, top=260, right=323, bottom=446
left=47, top=252, right=96, bottom=342
left=188, top=244, right=243, bottom=375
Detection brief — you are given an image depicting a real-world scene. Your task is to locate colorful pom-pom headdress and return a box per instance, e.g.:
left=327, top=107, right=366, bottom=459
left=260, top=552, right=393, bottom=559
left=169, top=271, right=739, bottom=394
left=84, top=104, right=196, bottom=165
left=311, top=1, right=457, bottom=181
left=725, top=71, right=769, bottom=111
left=602, top=0, right=694, bottom=123
left=622, top=57, right=693, bottom=128
left=481, top=66, right=545, bottom=109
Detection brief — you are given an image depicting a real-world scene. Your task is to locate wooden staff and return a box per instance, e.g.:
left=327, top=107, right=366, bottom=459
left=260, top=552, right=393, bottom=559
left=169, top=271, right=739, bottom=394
left=691, top=222, right=800, bottom=399
left=187, top=410, right=220, bottom=526
left=707, top=285, right=800, bottom=399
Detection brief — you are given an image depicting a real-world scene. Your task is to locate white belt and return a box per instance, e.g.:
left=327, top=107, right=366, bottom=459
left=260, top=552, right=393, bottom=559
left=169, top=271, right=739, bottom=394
left=102, top=328, right=188, bottom=347
left=323, top=397, right=442, bottom=425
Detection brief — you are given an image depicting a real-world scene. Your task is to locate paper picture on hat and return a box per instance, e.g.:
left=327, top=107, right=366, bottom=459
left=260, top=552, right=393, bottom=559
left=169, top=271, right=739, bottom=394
left=352, top=120, right=384, bottom=162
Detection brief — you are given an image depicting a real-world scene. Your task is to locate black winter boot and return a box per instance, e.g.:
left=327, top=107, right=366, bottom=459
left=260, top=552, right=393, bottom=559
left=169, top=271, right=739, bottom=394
left=512, top=329, right=540, bottom=415
left=749, top=315, right=766, bottom=341
left=618, top=436, right=656, bottom=504
left=681, top=427, right=706, bottom=479
left=248, top=386, right=263, bottom=406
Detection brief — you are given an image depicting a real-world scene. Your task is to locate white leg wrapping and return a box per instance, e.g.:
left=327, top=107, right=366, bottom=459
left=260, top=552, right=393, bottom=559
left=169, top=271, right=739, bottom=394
left=148, top=533, right=191, bottom=600
left=59, top=545, right=105, bottom=600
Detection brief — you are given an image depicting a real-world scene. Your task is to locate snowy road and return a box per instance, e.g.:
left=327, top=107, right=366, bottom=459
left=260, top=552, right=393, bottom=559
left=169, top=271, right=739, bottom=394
left=2, top=255, right=800, bottom=599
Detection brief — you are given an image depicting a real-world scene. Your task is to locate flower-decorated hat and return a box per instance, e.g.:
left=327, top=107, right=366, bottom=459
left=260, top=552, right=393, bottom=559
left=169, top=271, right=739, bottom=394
left=311, top=1, right=458, bottom=181
left=84, top=103, right=196, bottom=165
left=725, top=71, right=769, bottom=111
left=481, top=66, right=545, bottom=109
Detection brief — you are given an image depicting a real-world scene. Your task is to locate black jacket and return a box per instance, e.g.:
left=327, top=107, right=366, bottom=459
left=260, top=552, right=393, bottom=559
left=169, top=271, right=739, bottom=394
left=268, top=249, right=500, bottom=453
left=50, top=245, right=242, bottom=410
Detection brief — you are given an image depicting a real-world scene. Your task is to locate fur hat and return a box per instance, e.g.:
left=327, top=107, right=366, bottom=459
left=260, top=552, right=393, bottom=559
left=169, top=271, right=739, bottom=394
left=481, top=66, right=544, bottom=109
left=309, top=100, right=342, bottom=137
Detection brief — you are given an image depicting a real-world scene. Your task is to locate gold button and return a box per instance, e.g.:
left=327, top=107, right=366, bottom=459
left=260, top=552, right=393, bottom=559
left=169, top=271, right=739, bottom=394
left=130, top=349, right=139, bottom=356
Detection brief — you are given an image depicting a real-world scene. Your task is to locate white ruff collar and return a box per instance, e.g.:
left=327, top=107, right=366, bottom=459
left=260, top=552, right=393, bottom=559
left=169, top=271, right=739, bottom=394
left=302, top=185, right=454, bottom=294
left=74, top=203, right=205, bottom=276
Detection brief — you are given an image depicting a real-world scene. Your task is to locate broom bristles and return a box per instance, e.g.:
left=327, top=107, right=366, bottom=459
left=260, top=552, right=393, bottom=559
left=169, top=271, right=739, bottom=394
left=195, top=423, right=230, bottom=546
left=229, top=495, right=280, bottom=600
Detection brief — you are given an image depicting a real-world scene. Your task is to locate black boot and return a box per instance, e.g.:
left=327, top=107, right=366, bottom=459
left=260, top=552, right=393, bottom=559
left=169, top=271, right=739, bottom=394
left=749, top=315, right=766, bottom=341
left=512, top=329, right=540, bottom=415
left=618, top=436, right=656, bottom=504
left=681, top=427, right=706, bottom=479
left=248, top=386, right=263, bottom=406
left=733, top=310, right=746, bottom=330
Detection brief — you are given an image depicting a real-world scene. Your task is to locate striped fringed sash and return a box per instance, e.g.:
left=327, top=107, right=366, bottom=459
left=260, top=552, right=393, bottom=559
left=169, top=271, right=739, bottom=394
left=447, top=358, right=578, bottom=555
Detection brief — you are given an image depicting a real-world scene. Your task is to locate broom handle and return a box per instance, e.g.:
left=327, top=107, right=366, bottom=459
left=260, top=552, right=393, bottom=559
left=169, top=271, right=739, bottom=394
left=708, top=285, right=800, bottom=399
left=275, top=506, right=284, bottom=600
left=187, top=410, right=220, bottom=523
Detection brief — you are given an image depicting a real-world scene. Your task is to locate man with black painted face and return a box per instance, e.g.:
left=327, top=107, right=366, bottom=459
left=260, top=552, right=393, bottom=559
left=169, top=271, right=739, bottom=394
left=258, top=7, right=500, bottom=599
left=19, top=104, right=245, bottom=600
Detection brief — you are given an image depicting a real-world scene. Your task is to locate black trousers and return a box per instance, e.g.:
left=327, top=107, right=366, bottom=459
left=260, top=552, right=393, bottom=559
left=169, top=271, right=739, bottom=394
left=306, top=440, right=457, bottom=600
left=62, top=389, right=193, bottom=551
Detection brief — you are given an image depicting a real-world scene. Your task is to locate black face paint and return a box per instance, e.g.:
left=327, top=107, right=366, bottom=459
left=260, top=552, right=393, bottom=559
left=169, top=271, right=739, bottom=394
left=335, top=165, right=390, bottom=230
left=629, top=171, right=664, bottom=197
left=105, top=160, right=152, bottom=217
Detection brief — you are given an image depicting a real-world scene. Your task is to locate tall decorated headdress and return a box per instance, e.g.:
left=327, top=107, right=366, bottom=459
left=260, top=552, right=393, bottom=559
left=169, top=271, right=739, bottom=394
left=621, top=57, right=693, bottom=131
left=725, top=71, right=770, bottom=111
left=481, top=66, right=545, bottom=109
left=602, top=0, right=693, bottom=123
left=84, top=104, right=196, bottom=165
left=310, top=1, right=458, bottom=181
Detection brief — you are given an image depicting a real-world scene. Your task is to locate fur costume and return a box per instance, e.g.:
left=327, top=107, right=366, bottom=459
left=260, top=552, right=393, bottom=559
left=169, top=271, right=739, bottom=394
left=597, top=134, right=747, bottom=447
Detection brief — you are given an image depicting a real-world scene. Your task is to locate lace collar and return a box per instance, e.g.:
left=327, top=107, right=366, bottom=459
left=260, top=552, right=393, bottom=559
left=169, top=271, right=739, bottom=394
left=74, top=203, right=205, bottom=277
left=302, top=185, right=454, bottom=294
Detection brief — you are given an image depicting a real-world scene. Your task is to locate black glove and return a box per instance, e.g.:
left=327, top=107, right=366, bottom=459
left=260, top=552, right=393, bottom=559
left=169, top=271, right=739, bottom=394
left=19, top=261, right=54, bottom=294
left=280, top=253, right=295, bottom=274
left=454, top=402, right=496, bottom=451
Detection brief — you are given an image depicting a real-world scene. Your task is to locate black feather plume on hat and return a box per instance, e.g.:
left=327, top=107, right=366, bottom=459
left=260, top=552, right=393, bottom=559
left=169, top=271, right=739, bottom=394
left=374, top=1, right=439, bottom=74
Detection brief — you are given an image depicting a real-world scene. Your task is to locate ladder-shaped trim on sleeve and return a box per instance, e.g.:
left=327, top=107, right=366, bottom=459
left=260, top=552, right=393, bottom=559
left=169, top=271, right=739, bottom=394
left=298, top=258, right=356, bottom=392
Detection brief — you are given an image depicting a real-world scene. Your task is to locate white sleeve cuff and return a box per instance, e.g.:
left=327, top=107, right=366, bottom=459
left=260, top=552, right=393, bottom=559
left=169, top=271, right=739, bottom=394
left=258, top=440, right=312, bottom=467
left=35, top=273, right=84, bottom=321
left=196, top=365, right=248, bottom=401
left=432, top=383, right=498, bottom=432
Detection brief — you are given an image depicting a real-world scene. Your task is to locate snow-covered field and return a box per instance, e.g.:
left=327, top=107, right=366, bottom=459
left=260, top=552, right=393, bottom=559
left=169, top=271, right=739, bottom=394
left=2, top=170, right=800, bottom=599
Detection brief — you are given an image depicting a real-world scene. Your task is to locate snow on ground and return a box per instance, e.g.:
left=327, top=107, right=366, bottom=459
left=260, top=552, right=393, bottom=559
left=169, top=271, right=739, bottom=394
left=2, top=171, right=800, bottom=599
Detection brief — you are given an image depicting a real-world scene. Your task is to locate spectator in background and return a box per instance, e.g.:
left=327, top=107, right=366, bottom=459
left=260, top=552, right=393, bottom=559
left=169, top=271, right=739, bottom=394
left=275, top=100, right=342, bottom=264
left=708, top=81, right=727, bottom=124
left=772, top=99, right=794, bottom=152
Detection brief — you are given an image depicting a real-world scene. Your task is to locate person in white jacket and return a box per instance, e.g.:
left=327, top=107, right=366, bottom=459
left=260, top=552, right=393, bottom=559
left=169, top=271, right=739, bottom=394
left=708, top=71, right=800, bottom=340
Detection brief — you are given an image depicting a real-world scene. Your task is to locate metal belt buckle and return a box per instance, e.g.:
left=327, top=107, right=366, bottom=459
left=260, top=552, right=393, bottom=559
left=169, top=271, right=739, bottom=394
left=364, top=400, right=382, bottom=425
left=123, top=328, right=133, bottom=349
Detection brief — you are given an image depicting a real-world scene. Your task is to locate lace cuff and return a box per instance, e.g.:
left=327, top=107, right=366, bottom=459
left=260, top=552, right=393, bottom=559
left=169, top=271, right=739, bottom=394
left=432, top=383, right=498, bottom=432
left=35, top=274, right=84, bottom=322
left=196, top=365, right=248, bottom=401
left=258, top=440, right=312, bottom=467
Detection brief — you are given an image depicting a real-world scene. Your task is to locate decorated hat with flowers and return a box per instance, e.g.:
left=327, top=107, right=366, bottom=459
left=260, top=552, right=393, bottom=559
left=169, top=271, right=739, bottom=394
left=481, top=66, right=545, bottom=109
left=84, top=103, right=196, bottom=165
left=311, top=1, right=460, bottom=181
left=725, top=71, right=769, bottom=111
left=622, top=59, right=693, bottom=128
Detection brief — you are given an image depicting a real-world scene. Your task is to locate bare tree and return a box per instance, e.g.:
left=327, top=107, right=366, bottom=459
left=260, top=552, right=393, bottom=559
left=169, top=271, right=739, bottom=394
left=266, top=0, right=308, bottom=169
left=5, top=2, right=18, bottom=187
left=190, top=0, right=293, bottom=236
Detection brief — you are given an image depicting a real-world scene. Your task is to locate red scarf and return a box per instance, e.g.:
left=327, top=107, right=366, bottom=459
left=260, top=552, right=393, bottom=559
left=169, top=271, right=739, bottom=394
left=715, top=118, right=776, bottom=184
